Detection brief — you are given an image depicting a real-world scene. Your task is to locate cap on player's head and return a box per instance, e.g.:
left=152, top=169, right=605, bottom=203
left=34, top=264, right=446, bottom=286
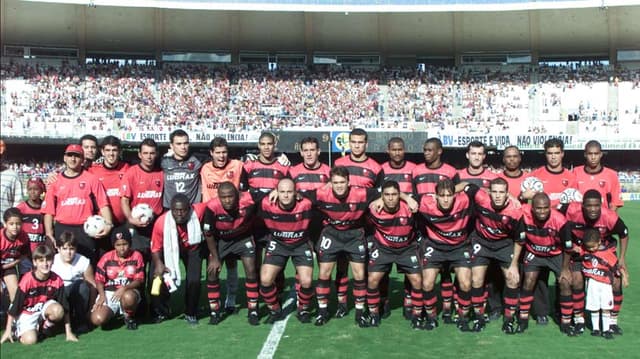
left=65, top=144, right=84, bottom=157
left=110, top=226, right=132, bottom=246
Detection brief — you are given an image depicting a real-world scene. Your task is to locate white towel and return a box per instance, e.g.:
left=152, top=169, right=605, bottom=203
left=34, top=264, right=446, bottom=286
left=162, top=210, right=203, bottom=287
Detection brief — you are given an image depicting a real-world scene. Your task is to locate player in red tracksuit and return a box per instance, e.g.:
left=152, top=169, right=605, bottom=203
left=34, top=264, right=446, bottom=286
left=563, top=189, right=629, bottom=335
left=203, top=183, right=259, bottom=325
left=517, top=192, right=574, bottom=336
left=1, top=245, right=77, bottom=345
left=365, top=181, right=422, bottom=329
left=573, top=140, right=623, bottom=211
left=42, top=144, right=113, bottom=265
left=257, top=178, right=315, bottom=324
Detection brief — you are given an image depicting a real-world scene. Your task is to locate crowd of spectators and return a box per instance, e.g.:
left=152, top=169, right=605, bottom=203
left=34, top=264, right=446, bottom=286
left=1, top=60, right=639, bottom=136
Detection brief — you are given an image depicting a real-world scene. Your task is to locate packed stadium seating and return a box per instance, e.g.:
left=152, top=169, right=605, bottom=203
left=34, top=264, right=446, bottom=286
left=2, top=59, right=638, bottom=138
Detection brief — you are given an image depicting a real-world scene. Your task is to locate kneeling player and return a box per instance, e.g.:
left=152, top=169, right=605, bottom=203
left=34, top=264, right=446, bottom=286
left=518, top=193, right=574, bottom=335
left=204, top=182, right=259, bottom=325
left=1, top=245, right=78, bottom=344
left=467, top=179, right=523, bottom=333
left=259, top=179, right=315, bottom=324
left=91, top=227, right=144, bottom=330
left=418, top=179, right=474, bottom=332
left=365, top=181, right=422, bottom=328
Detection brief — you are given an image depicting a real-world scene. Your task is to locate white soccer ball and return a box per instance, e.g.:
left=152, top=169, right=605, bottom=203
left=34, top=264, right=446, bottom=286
left=131, top=203, right=154, bottom=223
left=520, top=176, right=544, bottom=193
left=84, top=215, right=107, bottom=238
left=559, top=188, right=583, bottom=204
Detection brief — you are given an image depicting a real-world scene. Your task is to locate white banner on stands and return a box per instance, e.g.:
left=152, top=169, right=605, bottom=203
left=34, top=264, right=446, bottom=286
left=118, top=130, right=261, bottom=143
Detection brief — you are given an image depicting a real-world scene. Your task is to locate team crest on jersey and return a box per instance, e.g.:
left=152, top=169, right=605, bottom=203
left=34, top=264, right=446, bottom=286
left=349, top=203, right=357, bottom=211
left=562, top=179, right=569, bottom=187
left=295, top=213, right=302, bottom=221
left=591, top=258, right=599, bottom=267
left=439, top=175, right=445, bottom=181
left=126, top=265, right=136, bottom=276
left=227, top=171, right=234, bottom=179
left=404, top=174, right=411, bottom=180
left=273, top=170, right=281, bottom=178
left=363, top=169, right=369, bottom=175
left=188, top=162, right=195, bottom=170
left=482, top=179, right=490, bottom=187
left=599, top=180, right=606, bottom=188
left=400, top=217, right=408, bottom=225
left=155, top=180, right=161, bottom=187
left=501, top=216, right=509, bottom=224
left=119, top=174, right=124, bottom=180
left=79, top=181, right=86, bottom=189
left=239, top=208, right=246, bottom=217
left=320, top=174, right=326, bottom=182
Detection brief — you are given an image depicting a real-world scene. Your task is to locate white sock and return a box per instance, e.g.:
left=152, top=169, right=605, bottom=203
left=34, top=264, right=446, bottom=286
left=591, top=312, right=600, bottom=331
left=602, top=311, right=611, bottom=332
left=225, top=266, right=239, bottom=307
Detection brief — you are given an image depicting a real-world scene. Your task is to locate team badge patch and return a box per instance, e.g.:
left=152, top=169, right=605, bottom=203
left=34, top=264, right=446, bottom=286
left=482, top=179, right=490, bottom=188
left=562, top=179, right=569, bottom=186
left=79, top=181, right=86, bottom=189
left=349, top=203, right=356, bottom=211
left=400, top=217, right=408, bottom=225
left=599, top=180, right=606, bottom=188
left=188, top=162, right=195, bottom=170
left=155, top=180, right=161, bottom=187
left=227, top=170, right=234, bottom=179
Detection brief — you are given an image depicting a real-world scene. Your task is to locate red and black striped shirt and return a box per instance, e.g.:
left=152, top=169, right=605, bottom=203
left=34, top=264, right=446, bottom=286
left=565, top=202, right=628, bottom=248
left=381, top=161, right=416, bottom=194
left=412, top=162, right=459, bottom=196
left=243, top=158, right=289, bottom=195
left=418, top=188, right=474, bottom=248
left=95, top=249, right=145, bottom=292
left=334, top=155, right=383, bottom=189
left=521, top=205, right=571, bottom=257
left=205, top=192, right=256, bottom=241
left=289, top=163, right=330, bottom=193
left=469, top=185, right=524, bottom=247
left=259, top=196, right=314, bottom=245
left=9, top=271, right=67, bottom=316
left=16, top=201, right=46, bottom=253
left=367, top=201, right=416, bottom=249
left=1, top=229, right=29, bottom=265
left=310, top=186, right=378, bottom=230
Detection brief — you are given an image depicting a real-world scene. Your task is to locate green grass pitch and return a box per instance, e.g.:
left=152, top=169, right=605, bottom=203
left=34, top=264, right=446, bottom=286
left=3, top=202, right=638, bottom=358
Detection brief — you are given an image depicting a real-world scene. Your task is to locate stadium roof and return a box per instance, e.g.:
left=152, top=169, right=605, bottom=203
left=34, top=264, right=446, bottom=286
left=23, top=0, right=640, bottom=12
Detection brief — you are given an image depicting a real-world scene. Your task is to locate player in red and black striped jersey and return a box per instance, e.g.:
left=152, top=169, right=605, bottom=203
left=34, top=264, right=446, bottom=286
left=289, top=137, right=330, bottom=194
left=150, top=195, right=210, bottom=325
left=563, top=189, right=629, bottom=335
left=574, top=140, right=623, bottom=210
left=1, top=245, right=77, bottom=344
left=333, top=129, right=382, bottom=318
left=417, top=178, right=475, bottom=331
left=467, top=179, right=524, bottom=333
left=203, top=183, right=259, bottom=325
left=16, top=178, right=47, bottom=258
left=574, top=229, right=618, bottom=338
left=334, top=128, right=383, bottom=189
left=380, top=137, right=416, bottom=319
left=42, top=144, right=114, bottom=265
left=91, top=227, right=144, bottom=330
left=301, top=166, right=383, bottom=326
left=518, top=193, right=574, bottom=335
left=365, top=181, right=422, bottom=329
left=458, top=141, right=498, bottom=189
left=257, top=178, right=315, bottom=324
left=1, top=208, right=29, bottom=306
left=412, top=138, right=460, bottom=196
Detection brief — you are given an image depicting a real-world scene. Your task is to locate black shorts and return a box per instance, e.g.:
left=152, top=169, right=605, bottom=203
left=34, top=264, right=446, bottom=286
left=218, top=236, right=256, bottom=260
left=263, top=239, right=314, bottom=268
left=368, top=242, right=421, bottom=274
left=316, top=226, right=367, bottom=264
left=470, top=240, right=515, bottom=269
left=522, top=251, right=562, bottom=276
left=420, top=240, right=471, bottom=269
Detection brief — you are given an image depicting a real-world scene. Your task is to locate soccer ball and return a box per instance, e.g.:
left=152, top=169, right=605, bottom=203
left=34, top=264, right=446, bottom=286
left=84, top=215, right=107, bottom=237
left=520, top=176, right=544, bottom=193
left=131, top=203, right=154, bottom=223
left=559, top=188, right=583, bottom=204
